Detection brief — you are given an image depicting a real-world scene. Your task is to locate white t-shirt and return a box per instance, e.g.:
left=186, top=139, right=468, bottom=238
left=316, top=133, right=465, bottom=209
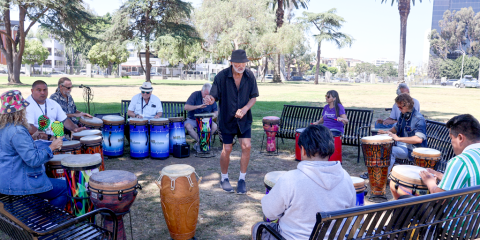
left=390, top=98, right=420, bottom=120
left=26, top=95, right=68, bottom=134
left=128, top=93, right=163, bottom=120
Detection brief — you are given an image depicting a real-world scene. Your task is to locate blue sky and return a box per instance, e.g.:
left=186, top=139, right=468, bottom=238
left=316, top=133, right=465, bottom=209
left=85, top=0, right=435, bottom=65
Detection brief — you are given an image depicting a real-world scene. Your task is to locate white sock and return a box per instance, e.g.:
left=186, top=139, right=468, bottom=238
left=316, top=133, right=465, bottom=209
left=239, top=172, right=246, bottom=181
left=221, top=173, right=229, bottom=181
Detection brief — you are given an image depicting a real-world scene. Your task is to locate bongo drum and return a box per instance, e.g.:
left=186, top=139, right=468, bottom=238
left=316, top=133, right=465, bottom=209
left=88, top=170, right=141, bottom=240
left=45, top=154, right=71, bottom=180
left=72, top=129, right=102, bottom=140
left=169, top=117, right=186, bottom=154
left=55, top=140, right=82, bottom=155
left=412, top=148, right=442, bottom=169
left=149, top=118, right=170, bottom=160
left=389, top=165, right=429, bottom=200
left=80, top=135, right=105, bottom=171
left=351, top=176, right=367, bottom=206
left=195, top=113, right=214, bottom=153
left=102, top=115, right=125, bottom=157
left=262, top=116, right=280, bottom=153
left=128, top=118, right=149, bottom=159
left=80, top=116, right=103, bottom=130
left=264, top=171, right=287, bottom=194
left=295, top=128, right=305, bottom=161
left=62, top=154, right=102, bottom=216
left=361, top=135, right=394, bottom=198
left=155, top=164, right=201, bottom=240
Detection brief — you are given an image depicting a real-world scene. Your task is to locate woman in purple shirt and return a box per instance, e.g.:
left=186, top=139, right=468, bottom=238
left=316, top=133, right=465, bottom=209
left=313, top=90, right=349, bottom=134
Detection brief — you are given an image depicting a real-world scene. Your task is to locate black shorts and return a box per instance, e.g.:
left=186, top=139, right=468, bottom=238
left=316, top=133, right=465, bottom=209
left=221, top=127, right=251, bottom=144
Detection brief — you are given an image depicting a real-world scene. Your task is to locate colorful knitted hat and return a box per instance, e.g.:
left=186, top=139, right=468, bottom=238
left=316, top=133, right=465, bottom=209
left=0, top=90, right=30, bottom=114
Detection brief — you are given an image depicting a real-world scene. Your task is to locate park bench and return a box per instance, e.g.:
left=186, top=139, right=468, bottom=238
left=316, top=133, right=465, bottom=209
left=256, top=185, right=480, bottom=240
left=276, top=105, right=374, bottom=162
left=0, top=194, right=118, bottom=240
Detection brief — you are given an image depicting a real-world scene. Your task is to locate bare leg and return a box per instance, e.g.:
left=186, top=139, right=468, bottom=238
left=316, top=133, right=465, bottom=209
left=239, top=138, right=251, bottom=173
left=185, top=123, right=199, bottom=142
left=211, top=122, right=217, bottom=137
left=220, top=143, right=233, bottom=174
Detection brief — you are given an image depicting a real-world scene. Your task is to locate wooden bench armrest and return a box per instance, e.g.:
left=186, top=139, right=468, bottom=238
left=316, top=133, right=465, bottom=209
left=256, top=223, right=286, bottom=240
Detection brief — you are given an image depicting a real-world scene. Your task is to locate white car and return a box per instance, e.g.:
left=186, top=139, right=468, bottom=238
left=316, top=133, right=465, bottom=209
left=265, top=74, right=273, bottom=80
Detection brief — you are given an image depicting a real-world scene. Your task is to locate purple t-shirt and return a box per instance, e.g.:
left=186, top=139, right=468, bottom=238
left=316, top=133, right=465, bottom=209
left=323, top=104, right=346, bottom=133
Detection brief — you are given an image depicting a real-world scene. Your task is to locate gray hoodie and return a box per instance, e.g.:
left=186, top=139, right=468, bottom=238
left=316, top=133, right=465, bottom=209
left=261, top=160, right=356, bottom=240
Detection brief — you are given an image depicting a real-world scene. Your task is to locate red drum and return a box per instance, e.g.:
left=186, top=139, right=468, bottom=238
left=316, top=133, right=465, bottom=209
left=262, top=116, right=280, bottom=152
left=72, top=129, right=102, bottom=140
left=80, top=135, right=105, bottom=171
left=390, top=165, right=429, bottom=200
left=55, top=141, right=82, bottom=155
left=45, top=154, right=71, bottom=180
left=329, top=130, right=342, bottom=163
left=295, top=128, right=305, bottom=161
left=361, top=135, right=394, bottom=198
left=80, top=116, right=103, bottom=130
left=88, top=170, right=141, bottom=240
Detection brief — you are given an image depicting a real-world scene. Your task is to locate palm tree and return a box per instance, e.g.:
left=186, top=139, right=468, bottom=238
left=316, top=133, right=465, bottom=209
left=301, top=9, right=354, bottom=84
left=382, top=0, right=421, bottom=83
left=271, top=0, right=310, bottom=83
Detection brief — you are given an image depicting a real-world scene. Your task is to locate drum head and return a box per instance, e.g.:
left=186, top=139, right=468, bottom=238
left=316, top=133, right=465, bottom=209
left=350, top=176, right=365, bottom=190
left=161, top=164, right=195, bottom=178
left=264, top=171, right=287, bottom=189
left=102, top=115, right=124, bottom=124
left=296, top=128, right=305, bottom=133
left=169, top=117, right=184, bottom=123
left=371, top=128, right=391, bottom=133
left=61, top=154, right=102, bottom=168
left=73, top=130, right=102, bottom=138
left=412, top=148, right=441, bottom=158
left=89, top=170, right=138, bottom=192
left=391, top=165, right=427, bottom=187
left=263, top=116, right=280, bottom=125
left=194, top=113, right=214, bottom=118
left=361, top=135, right=394, bottom=144
left=80, top=135, right=102, bottom=144
left=48, top=154, right=72, bottom=165
left=150, top=118, right=169, bottom=125
left=129, top=118, right=148, bottom=125
left=62, top=140, right=81, bottom=148
left=80, top=116, right=103, bottom=126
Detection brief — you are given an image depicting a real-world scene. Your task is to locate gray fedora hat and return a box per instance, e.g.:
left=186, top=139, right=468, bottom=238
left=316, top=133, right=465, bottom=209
left=230, top=49, right=250, bottom=63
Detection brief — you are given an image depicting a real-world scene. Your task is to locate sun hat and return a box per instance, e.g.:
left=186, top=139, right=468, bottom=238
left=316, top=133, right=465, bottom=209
left=229, top=49, right=250, bottom=63
left=0, top=90, right=30, bottom=114
left=139, top=82, right=153, bottom=92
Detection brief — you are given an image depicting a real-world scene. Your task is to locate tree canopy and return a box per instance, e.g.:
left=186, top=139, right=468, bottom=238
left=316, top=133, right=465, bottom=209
left=88, top=43, right=129, bottom=74
left=22, top=40, right=49, bottom=66
left=439, top=56, right=479, bottom=79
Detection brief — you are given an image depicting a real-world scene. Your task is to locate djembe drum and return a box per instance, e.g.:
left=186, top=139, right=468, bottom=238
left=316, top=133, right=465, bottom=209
left=55, top=140, right=82, bottom=155
left=263, top=171, right=287, bottom=222
left=295, top=128, right=305, bottom=161
left=45, top=154, right=71, bottom=179
left=149, top=118, right=170, bottom=159
left=72, top=129, right=102, bottom=140
left=169, top=117, right=186, bottom=154
left=102, top=115, right=125, bottom=157
left=155, top=164, right=201, bottom=240
left=80, top=135, right=105, bottom=171
left=80, top=116, right=104, bottom=130
left=262, top=116, right=280, bottom=153
left=412, top=148, right=442, bottom=169
left=361, top=135, right=394, bottom=199
left=128, top=118, right=149, bottom=159
left=195, top=113, right=214, bottom=153
left=88, top=170, right=141, bottom=240
left=61, top=154, right=102, bottom=216
left=351, top=176, right=367, bottom=206
left=390, top=165, right=429, bottom=200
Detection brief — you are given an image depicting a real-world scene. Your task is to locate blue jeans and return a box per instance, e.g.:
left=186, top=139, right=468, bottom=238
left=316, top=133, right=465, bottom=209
left=35, top=178, right=68, bottom=209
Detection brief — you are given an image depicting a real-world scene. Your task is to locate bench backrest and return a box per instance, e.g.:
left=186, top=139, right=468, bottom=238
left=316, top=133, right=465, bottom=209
left=310, top=185, right=480, bottom=240
left=343, top=109, right=374, bottom=146
left=121, top=100, right=187, bottom=122
left=426, top=120, right=455, bottom=161
left=278, top=105, right=323, bottom=139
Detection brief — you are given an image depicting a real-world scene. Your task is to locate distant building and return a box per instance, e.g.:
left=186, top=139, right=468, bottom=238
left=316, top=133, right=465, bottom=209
left=121, top=47, right=170, bottom=74
left=319, top=57, right=363, bottom=68
left=21, top=37, right=66, bottom=73
left=372, top=58, right=396, bottom=67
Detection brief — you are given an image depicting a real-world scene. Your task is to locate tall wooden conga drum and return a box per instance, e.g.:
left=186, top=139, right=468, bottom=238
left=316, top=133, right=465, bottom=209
left=155, top=164, right=201, bottom=240
left=361, top=135, right=394, bottom=200
left=88, top=170, right=141, bottom=240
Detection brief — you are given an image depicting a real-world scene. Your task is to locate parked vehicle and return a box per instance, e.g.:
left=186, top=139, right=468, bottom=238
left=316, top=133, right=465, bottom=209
left=150, top=72, right=162, bottom=76
left=354, top=77, right=362, bottom=83
left=441, top=79, right=458, bottom=86
left=456, top=76, right=480, bottom=88
left=290, top=76, right=306, bottom=81
left=305, top=75, right=315, bottom=81
left=265, top=74, right=273, bottom=80
left=127, top=71, right=140, bottom=76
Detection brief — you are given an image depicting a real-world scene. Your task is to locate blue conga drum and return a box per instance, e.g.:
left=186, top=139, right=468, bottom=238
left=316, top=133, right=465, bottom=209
left=128, top=118, right=149, bottom=159
left=169, top=117, right=186, bottom=154
left=149, top=118, right=170, bottom=159
left=351, top=176, right=367, bottom=206
left=102, top=115, right=125, bottom=157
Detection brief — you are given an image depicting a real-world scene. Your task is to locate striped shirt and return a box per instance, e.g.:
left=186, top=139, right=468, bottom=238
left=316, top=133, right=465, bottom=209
left=438, top=143, right=480, bottom=190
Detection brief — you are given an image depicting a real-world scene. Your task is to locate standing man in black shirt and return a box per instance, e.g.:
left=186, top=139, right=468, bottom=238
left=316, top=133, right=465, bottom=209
left=204, top=50, right=259, bottom=194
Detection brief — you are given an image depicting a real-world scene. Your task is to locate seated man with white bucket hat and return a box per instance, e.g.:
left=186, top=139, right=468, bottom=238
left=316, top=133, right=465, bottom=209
left=127, top=82, right=163, bottom=120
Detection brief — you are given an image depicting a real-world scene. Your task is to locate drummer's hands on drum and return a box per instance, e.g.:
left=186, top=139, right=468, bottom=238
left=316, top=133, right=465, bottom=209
left=426, top=168, right=444, bottom=181
left=419, top=170, right=437, bottom=186
left=134, top=114, right=144, bottom=119
left=376, top=118, right=384, bottom=124
left=49, top=138, right=63, bottom=152
left=387, top=132, right=399, bottom=141
left=73, top=126, right=87, bottom=133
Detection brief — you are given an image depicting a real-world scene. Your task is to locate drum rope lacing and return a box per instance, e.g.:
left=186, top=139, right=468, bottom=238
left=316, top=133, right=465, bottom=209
left=389, top=174, right=427, bottom=194
left=157, top=171, right=200, bottom=191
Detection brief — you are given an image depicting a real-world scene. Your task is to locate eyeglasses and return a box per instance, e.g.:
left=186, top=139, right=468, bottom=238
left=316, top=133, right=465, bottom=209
left=62, top=85, right=72, bottom=90
left=141, top=91, right=151, bottom=94
left=397, top=104, right=406, bottom=110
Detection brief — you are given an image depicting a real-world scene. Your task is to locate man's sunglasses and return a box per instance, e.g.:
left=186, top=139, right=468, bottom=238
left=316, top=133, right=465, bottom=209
left=62, top=85, right=72, bottom=90
left=142, top=91, right=151, bottom=94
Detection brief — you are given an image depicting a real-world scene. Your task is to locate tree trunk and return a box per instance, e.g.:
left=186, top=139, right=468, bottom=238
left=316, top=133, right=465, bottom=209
left=398, top=0, right=410, bottom=83
left=70, top=47, right=74, bottom=74
left=145, top=45, right=151, bottom=82
left=314, top=41, right=322, bottom=84
left=272, top=0, right=284, bottom=83
left=265, top=57, right=269, bottom=82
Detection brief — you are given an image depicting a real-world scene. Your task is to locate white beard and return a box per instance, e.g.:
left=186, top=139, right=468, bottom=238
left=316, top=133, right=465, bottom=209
left=233, top=65, right=245, bottom=74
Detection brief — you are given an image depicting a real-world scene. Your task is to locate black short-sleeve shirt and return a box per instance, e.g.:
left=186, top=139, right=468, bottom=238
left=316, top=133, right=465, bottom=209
left=186, top=91, right=218, bottom=120
left=210, top=66, right=259, bottom=134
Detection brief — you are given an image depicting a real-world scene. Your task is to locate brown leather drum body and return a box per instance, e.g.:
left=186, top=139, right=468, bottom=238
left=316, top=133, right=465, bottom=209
left=361, top=136, right=394, bottom=197
left=157, top=165, right=200, bottom=240
left=412, top=148, right=442, bottom=169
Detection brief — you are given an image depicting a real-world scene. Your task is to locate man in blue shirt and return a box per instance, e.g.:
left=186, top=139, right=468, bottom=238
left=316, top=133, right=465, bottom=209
left=184, top=83, right=218, bottom=152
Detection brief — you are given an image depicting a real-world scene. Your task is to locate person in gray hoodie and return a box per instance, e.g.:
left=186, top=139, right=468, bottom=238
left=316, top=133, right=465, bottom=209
left=251, top=125, right=356, bottom=240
